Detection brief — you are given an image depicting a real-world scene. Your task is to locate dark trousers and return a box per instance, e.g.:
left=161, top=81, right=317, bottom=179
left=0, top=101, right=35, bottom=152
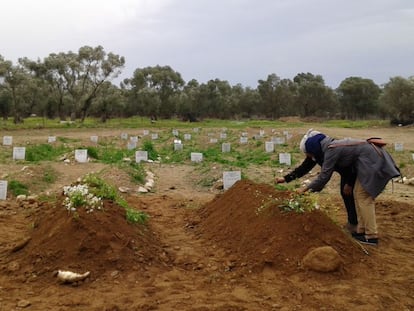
left=340, top=177, right=358, bottom=226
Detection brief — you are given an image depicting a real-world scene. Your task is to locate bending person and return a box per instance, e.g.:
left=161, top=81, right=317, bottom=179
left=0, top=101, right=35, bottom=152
left=276, top=130, right=358, bottom=233
left=281, top=129, right=400, bottom=246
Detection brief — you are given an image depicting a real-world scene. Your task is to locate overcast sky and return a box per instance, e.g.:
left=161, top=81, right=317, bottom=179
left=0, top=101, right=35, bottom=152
left=1, top=0, right=413, bottom=88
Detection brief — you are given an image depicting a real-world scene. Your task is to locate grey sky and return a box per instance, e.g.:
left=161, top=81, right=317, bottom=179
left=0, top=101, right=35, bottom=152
left=1, top=0, right=413, bottom=88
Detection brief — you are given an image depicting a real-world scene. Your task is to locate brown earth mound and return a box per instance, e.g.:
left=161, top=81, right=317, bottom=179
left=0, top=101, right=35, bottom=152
left=196, top=179, right=367, bottom=274
left=6, top=179, right=368, bottom=284
left=6, top=198, right=170, bottom=281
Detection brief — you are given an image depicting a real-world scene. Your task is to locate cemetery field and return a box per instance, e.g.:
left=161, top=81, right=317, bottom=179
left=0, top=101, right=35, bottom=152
left=0, top=124, right=414, bottom=310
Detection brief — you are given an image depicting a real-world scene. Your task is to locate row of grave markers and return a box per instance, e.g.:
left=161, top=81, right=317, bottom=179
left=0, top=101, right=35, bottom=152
left=2, top=146, right=294, bottom=166
left=2, top=132, right=409, bottom=152
left=0, top=170, right=241, bottom=200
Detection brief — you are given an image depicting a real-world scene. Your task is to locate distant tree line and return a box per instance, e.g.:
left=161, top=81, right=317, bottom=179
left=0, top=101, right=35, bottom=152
left=0, top=46, right=413, bottom=124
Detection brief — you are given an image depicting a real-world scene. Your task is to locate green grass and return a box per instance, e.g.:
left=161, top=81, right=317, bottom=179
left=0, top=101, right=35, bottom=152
left=0, top=116, right=393, bottom=131
left=25, top=144, right=70, bottom=162
left=8, top=180, right=29, bottom=196
left=42, top=165, right=58, bottom=183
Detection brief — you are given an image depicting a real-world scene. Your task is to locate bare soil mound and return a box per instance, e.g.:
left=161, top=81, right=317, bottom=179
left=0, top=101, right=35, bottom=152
left=197, top=180, right=367, bottom=274
left=6, top=198, right=170, bottom=282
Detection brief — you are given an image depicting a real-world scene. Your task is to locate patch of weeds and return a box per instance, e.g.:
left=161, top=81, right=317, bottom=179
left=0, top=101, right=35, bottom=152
left=256, top=192, right=319, bottom=215
left=198, top=176, right=216, bottom=188
left=99, top=147, right=132, bottom=164
left=126, top=208, right=149, bottom=224
left=37, top=193, right=58, bottom=204
left=82, top=174, right=117, bottom=200
left=57, top=137, right=80, bottom=143
left=86, top=146, right=99, bottom=160
left=278, top=193, right=319, bottom=213
left=25, top=144, right=69, bottom=162
left=8, top=180, right=29, bottom=196
left=42, top=165, right=58, bottom=183
left=142, top=140, right=158, bottom=160
left=124, top=162, right=146, bottom=184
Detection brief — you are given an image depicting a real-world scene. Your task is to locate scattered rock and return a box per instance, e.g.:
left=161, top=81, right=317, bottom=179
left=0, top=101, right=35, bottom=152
left=118, top=186, right=130, bottom=193
left=302, top=246, right=342, bottom=272
left=16, top=299, right=31, bottom=308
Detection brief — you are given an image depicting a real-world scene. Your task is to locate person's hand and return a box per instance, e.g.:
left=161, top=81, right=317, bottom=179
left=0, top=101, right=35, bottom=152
left=343, top=184, right=353, bottom=196
left=275, top=177, right=286, bottom=184
left=296, top=187, right=308, bottom=194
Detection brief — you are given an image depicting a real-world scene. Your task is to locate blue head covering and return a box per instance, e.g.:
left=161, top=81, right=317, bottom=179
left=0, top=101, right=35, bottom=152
left=304, top=133, right=326, bottom=164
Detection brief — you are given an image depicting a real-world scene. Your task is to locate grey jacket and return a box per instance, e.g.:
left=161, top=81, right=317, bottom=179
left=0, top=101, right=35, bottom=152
left=308, top=137, right=400, bottom=198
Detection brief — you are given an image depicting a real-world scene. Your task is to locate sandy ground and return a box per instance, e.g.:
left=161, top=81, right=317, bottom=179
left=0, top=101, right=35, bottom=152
left=0, top=126, right=414, bottom=310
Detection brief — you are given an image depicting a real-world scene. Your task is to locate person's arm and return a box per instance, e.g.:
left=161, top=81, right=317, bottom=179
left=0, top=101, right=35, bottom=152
left=305, top=149, right=340, bottom=192
left=280, top=157, right=317, bottom=183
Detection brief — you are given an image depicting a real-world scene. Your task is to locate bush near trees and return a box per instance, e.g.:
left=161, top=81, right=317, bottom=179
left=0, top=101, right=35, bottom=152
left=0, top=46, right=413, bottom=124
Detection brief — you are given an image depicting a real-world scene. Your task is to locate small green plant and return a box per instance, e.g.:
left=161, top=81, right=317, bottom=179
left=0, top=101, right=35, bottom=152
left=278, top=193, right=319, bottom=213
left=142, top=140, right=158, bottom=160
left=126, top=208, right=149, bottom=224
left=42, top=165, right=58, bottom=183
left=82, top=174, right=117, bottom=200
left=256, top=192, right=319, bottom=215
left=86, top=146, right=99, bottom=159
left=62, top=183, right=103, bottom=213
left=124, top=162, right=146, bottom=184
left=8, top=180, right=29, bottom=196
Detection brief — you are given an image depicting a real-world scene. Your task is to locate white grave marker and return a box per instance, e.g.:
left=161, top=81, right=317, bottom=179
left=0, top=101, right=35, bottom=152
left=223, top=171, right=241, bottom=190
left=172, top=129, right=179, bottom=136
left=220, top=133, right=227, bottom=139
left=279, top=153, right=292, bottom=165
left=394, top=143, right=404, bottom=152
left=143, top=129, right=149, bottom=136
left=259, top=130, right=265, bottom=137
left=127, top=141, right=137, bottom=150
left=265, top=141, right=274, bottom=153
left=75, top=149, right=88, bottom=163
left=121, top=133, right=128, bottom=140
left=90, top=135, right=98, bottom=143
left=174, top=139, right=183, bottom=151
left=130, top=136, right=138, bottom=143
left=184, top=134, right=192, bottom=140
left=240, top=137, right=248, bottom=144
left=191, top=152, right=203, bottom=162
left=135, top=151, right=148, bottom=163
left=272, top=137, right=286, bottom=145
left=0, top=180, right=7, bottom=200
left=222, top=143, right=231, bottom=153
left=13, top=147, right=26, bottom=160
left=3, top=136, right=12, bottom=146
left=193, top=128, right=199, bottom=133
left=47, top=136, right=56, bottom=143
left=241, top=132, right=248, bottom=137
left=210, top=138, right=218, bottom=143
left=151, top=133, right=159, bottom=140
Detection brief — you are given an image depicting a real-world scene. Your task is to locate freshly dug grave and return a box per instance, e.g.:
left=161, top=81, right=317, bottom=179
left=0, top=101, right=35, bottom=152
left=196, top=179, right=368, bottom=274
left=5, top=198, right=170, bottom=282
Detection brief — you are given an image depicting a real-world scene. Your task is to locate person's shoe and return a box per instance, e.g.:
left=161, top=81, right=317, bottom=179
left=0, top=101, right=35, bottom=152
left=351, top=232, right=365, bottom=237
left=353, top=235, right=378, bottom=246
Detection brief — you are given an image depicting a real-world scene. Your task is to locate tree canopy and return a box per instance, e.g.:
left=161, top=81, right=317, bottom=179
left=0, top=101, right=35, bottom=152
left=0, top=46, right=412, bottom=124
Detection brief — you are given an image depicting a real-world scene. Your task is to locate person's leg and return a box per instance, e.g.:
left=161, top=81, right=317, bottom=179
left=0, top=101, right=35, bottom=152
left=354, top=178, right=378, bottom=239
left=340, top=177, right=358, bottom=227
